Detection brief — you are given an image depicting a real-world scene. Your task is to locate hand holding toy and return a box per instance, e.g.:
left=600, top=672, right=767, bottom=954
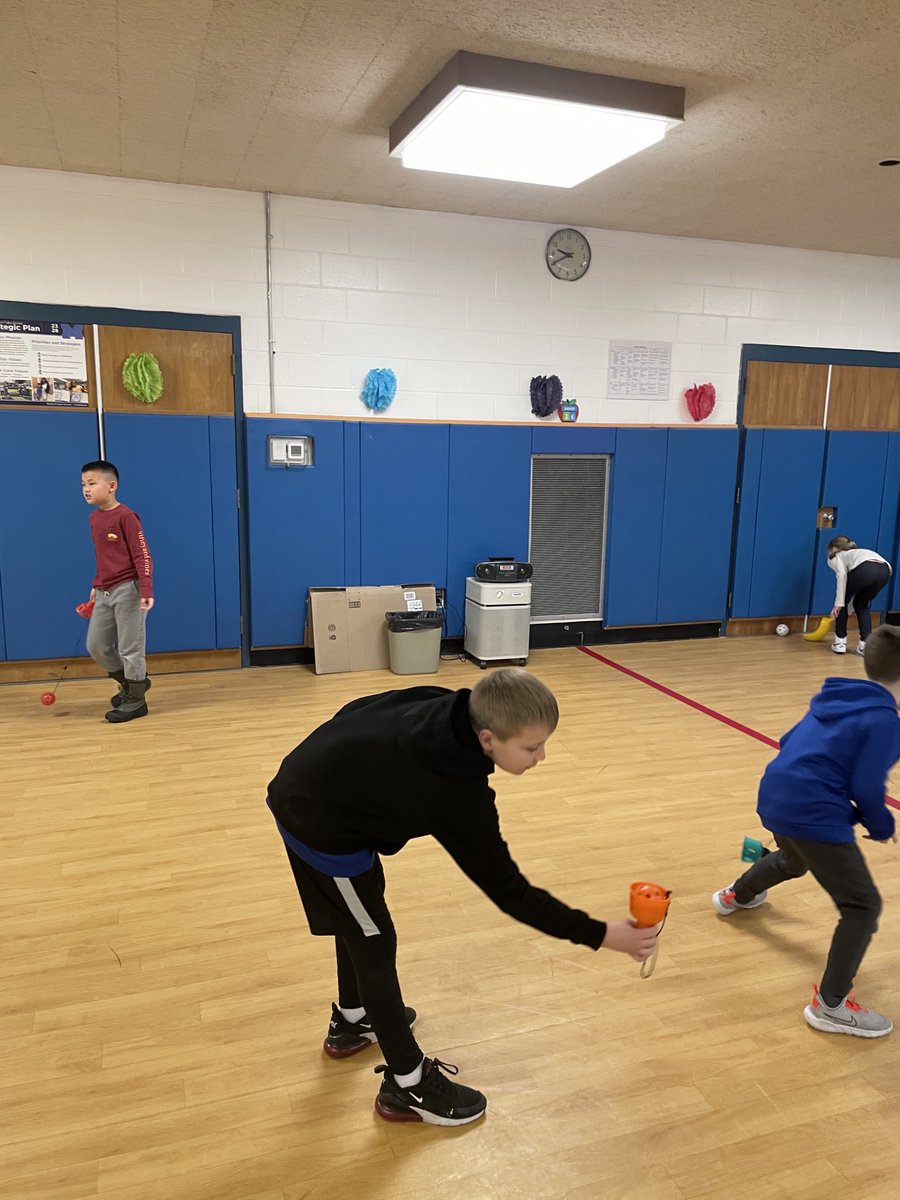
left=629, top=881, right=672, bottom=978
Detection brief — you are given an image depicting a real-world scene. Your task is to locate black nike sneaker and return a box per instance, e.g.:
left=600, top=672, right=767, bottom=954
left=374, top=1057, right=487, bottom=1126
left=323, top=1002, right=417, bottom=1059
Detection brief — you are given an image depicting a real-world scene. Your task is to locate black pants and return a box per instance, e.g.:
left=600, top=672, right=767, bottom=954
left=835, top=561, right=891, bottom=639
left=284, top=847, right=423, bottom=1075
left=733, top=834, right=881, bottom=1006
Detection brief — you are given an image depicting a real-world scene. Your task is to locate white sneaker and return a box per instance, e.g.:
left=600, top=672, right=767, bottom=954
left=831, top=638, right=847, bottom=654
left=857, top=641, right=866, bottom=656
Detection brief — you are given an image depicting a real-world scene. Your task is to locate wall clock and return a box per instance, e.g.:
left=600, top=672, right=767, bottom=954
left=545, top=228, right=591, bottom=281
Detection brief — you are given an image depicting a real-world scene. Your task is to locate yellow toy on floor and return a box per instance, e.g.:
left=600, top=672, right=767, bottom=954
left=803, top=616, right=835, bottom=642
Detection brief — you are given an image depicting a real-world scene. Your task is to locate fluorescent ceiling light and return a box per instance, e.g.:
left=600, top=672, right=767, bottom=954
left=390, top=53, right=684, bottom=189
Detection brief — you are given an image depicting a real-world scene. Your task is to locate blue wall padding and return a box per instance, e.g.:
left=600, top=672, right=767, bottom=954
left=359, top=422, right=450, bottom=586
left=604, top=429, right=668, bottom=626
left=810, top=432, right=891, bottom=613
left=343, top=423, right=362, bottom=586
left=531, top=427, right=617, bottom=454
left=245, top=418, right=346, bottom=648
left=105, top=414, right=217, bottom=652
left=8, top=406, right=898, bottom=661
left=878, top=433, right=900, bottom=612
left=0, top=411, right=99, bottom=659
left=657, top=429, right=739, bottom=623
left=447, top=425, right=532, bottom=635
left=730, top=430, right=764, bottom=619
left=739, top=429, right=826, bottom=617
left=208, top=416, right=241, bottom=648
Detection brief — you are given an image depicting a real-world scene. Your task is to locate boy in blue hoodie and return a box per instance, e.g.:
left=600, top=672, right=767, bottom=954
left=712, top=624, right=900, bottom=1037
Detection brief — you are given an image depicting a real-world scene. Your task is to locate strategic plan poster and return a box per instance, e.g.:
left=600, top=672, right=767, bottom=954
left=0, top=319, right=90, bottom=406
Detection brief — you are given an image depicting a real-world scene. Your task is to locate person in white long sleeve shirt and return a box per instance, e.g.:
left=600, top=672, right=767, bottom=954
left=827, top=536, right=892, bottom=656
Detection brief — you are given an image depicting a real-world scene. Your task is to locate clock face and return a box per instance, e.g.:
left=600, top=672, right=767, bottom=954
left=546, top=228, right=591, bottom=281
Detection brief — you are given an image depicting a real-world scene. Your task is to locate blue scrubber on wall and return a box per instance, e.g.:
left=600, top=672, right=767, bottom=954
left=361, top=368, right=397, bottom=412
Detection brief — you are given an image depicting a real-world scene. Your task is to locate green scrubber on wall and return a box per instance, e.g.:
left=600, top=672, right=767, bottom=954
left=122, top=352, right=164, bottom=405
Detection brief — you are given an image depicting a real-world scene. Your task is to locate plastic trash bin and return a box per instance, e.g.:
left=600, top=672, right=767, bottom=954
left=385, top=610, right=443, bottom=675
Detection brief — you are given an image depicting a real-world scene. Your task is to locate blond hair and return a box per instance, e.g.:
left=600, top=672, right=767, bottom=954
left=469, top=668, right=559, bottom=740
left=827, top=535, right=857, bottom=557
left=863, top=625, right=900, bottom=686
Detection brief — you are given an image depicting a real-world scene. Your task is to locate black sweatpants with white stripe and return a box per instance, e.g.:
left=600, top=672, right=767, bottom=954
left=284, top=847, right=423, bottom=1075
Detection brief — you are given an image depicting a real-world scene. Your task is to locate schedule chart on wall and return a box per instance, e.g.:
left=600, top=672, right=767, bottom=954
left=607, top=339, right=672, bottom=400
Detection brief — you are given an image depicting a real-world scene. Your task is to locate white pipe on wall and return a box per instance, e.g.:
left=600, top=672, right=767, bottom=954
left=265, top=191, right=276, bottom=414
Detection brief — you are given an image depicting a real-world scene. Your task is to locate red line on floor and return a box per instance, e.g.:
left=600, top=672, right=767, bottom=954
left=577, top=644, right=900, bottom=812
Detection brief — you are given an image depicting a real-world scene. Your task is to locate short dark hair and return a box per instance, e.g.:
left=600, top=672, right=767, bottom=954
left=864, top=625, right=900, bottom=686
left=81, top=460, right=119, bottom=482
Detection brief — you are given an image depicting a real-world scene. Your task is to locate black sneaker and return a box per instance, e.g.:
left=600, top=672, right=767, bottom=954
left=374, top=1057, right=487, bottom=1126
left=323, top=1002, right=417, bottom=1059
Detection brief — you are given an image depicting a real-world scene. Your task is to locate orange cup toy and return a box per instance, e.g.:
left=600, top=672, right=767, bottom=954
left=629, top=881, right=672, bottom=928
left=629, top=882, right=672, bottom=978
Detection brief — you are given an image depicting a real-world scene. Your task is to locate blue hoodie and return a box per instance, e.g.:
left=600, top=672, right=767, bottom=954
left=757, top=677, right=900, bottom=844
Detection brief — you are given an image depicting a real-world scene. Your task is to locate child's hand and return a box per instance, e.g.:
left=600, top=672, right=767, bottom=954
left=601, top=919, right=658, bottom=962
left=140, top=597, right=154, bottom=612
left=89, top=588, right=95, bottom=602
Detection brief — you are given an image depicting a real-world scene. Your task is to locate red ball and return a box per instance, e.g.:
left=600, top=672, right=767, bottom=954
left=40, top=691, right=56, bottom=707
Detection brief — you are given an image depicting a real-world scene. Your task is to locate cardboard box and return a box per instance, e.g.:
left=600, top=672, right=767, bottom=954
left=306, top=584, right=437, bottom=674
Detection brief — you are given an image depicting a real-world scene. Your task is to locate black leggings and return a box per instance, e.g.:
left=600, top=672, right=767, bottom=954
left=283, top=846, right=422, bottom=1075
left=333, top=932, right=422, bottom=1074
left=733, top=834, right=882, bottom=1006
left=835, top=560, right=891, bottom=639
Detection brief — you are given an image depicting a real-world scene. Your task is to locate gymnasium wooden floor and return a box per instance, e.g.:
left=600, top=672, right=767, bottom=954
left=3, top=637, right=899, bottom=1200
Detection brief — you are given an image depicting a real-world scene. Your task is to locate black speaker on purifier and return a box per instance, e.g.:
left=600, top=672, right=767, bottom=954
left=474, top=558, right=533, bottom=581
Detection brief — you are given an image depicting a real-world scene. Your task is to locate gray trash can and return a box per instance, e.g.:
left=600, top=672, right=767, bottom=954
left=385, top=610, right=443, bottom=675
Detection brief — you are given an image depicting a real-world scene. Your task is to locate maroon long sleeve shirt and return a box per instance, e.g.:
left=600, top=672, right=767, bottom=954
left=89, top=503, right=154, bottom=599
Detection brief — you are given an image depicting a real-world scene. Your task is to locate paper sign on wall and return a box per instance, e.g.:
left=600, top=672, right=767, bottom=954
left=0, top=319, right=89, bottom=406
left=607, top=340, right=672, bottom=400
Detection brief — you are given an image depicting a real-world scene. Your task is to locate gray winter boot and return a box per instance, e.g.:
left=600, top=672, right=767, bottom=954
left=105, top=678, right=149, bottom=723
left=109, top=671, right=151, bottom=708
left=108, top=669, right=127, bottom=706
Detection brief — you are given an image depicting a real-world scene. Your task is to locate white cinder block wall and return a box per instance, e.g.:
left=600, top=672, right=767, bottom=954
left=0, top=166, right=271, bottom=414
left=3, top=166, right=900, bottom=423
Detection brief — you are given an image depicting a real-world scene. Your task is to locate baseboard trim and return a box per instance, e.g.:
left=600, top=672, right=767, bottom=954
left=727, top=614, right=885, bottom=637
left=530, top=621, right=721, bottom=648
left=0, top=648, right=241, bottom=685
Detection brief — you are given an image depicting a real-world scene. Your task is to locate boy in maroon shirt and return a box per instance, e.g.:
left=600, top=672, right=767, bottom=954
left=81, top=460, right=154, bottom=723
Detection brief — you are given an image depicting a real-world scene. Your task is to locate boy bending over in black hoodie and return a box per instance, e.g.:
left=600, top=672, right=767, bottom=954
left=267, top=668, right=657, bottom=1127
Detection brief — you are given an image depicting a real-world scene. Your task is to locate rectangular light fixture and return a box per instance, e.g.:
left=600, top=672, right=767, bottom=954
left=389, top=52, right=685, bottom=188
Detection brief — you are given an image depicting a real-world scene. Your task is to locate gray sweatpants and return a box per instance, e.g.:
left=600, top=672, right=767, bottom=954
left=86, top=581, right=147, bottom=681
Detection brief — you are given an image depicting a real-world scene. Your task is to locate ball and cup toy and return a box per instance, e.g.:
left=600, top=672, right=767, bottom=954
left=38, top=599, right=93, bottom=708
left=629, top=881, right=672, bottom=979
left=803, top=615, right=835, bottom=642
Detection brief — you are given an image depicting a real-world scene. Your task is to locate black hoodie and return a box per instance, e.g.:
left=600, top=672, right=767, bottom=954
left=267, top=686, right=607, bottom=950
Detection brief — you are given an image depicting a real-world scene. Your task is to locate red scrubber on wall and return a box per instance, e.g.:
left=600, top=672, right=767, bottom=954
left=684, top=381, right=716, bottom=422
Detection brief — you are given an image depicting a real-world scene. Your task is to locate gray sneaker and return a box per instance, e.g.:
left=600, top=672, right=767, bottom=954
left=803, top=987, right=892, bottom=1038
left=712, top=885, right=768, bottom=915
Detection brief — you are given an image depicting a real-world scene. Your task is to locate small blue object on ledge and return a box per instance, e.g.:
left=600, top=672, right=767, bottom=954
left=361, top=368, right=397, bottom=412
